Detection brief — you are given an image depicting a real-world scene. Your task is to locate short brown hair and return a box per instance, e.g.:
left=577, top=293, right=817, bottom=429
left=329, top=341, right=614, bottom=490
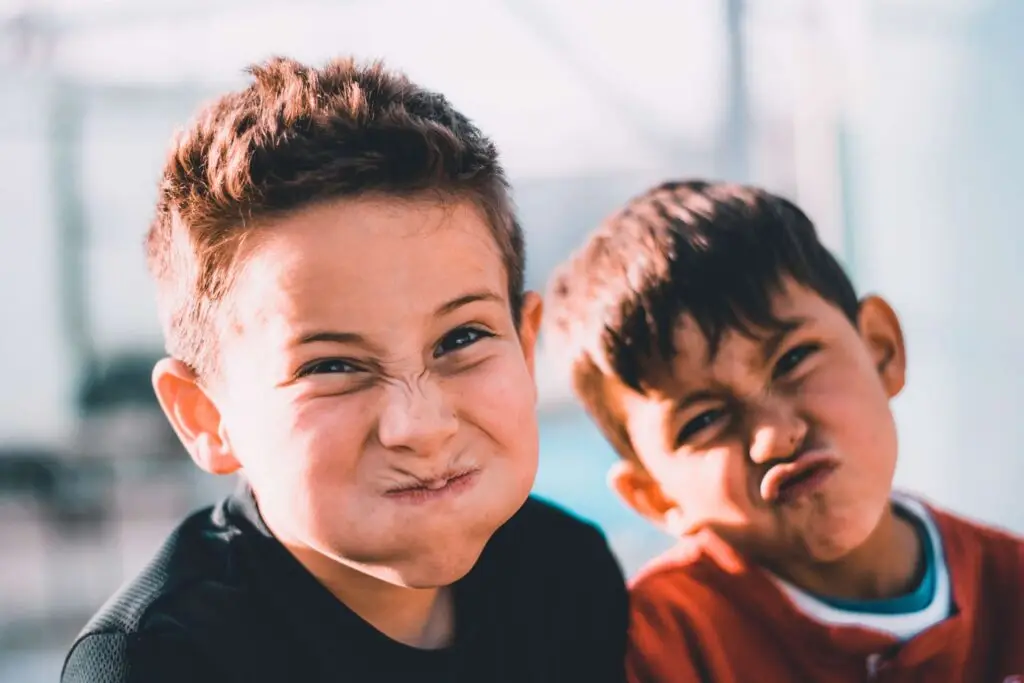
left=146, top=56, right=523, bottom=378
left=544, top=180, right=859, bottom=458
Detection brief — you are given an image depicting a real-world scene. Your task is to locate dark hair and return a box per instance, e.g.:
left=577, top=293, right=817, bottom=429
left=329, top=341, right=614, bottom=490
left=146, top=56, right=523, bottom=378
left=544, top=180, right=858, bottom=456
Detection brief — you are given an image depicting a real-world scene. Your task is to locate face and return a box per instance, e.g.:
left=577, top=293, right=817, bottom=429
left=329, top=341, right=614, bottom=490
left=609, top=279, right=906, bottom=573
left=155, top=197, right=542, bottom=588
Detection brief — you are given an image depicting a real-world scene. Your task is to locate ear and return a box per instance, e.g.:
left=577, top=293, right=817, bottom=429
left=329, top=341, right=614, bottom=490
left=608, top=460, right=687, bottom=534
left=517, top=291, right=544, bottom=378
left=857, top=296, right=906, bottom=398
left=151, top=358, right=241, bottom=475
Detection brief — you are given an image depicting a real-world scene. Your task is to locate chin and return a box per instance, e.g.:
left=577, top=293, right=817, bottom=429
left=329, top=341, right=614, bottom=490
left=802, top=533, right=863, bottom=563
left=799, top=500, right=885, bottom=563
left=388, top=546, right=486, bottom=589
left=383, top=507, right=515, bottom=589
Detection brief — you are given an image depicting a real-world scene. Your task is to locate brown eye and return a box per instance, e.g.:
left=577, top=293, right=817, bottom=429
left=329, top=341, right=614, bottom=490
left=297, top=358, right=359, bottom=377
left=772, top=343, right=820, bottom=379
left=433, top=326, right=494, bottom=358
left=676, top=408, right=727, bottom=448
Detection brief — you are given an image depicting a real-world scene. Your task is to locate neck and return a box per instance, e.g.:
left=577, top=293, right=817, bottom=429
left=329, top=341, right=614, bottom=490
left=287, top=543, right=455, bottom=649
left=777, top=504, right=924, bottom=601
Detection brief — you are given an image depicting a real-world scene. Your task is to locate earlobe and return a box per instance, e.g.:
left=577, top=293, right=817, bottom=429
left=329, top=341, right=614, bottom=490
left=857, top=296, right=907, bottom=398
left=518, top=291, right=544, bottom=377
left=151, top=358, right=241, bottom=475
left=607, top=460, right=683, bottom=534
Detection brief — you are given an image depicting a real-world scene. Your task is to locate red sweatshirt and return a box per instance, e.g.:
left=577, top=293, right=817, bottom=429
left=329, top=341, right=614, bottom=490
left=627, top=506, right=1024, bottom=682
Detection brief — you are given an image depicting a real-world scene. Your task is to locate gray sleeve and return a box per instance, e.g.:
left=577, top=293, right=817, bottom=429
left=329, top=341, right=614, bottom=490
left=61, top=630, right=222, bottom=683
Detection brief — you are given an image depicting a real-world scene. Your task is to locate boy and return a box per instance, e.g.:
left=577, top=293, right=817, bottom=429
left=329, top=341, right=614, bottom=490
left=61, top=57, right=628, bottom=683
left=544, top=180, right=1023, bottom=682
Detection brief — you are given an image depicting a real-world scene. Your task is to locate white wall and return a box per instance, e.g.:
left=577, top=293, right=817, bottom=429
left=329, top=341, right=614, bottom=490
left=0, top=71, right=73, bottom=446
left=847, top=0, right=1024, bottom=530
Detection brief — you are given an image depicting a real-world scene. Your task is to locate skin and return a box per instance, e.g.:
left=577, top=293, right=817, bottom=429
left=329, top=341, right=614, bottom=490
left=152, top=197, right=543, bottom=648
left=608, top=278, right=922, bottom=601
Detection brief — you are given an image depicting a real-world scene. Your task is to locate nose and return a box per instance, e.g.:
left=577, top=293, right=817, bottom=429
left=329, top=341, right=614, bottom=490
left=376, top=377, right=458, bottom=456
left=746, top=398, right=808, bottom=466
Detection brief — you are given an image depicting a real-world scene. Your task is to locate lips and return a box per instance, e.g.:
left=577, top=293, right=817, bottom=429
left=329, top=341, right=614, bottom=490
left=760, top=450, right=840, bottom=504
left=385, top=467, right=480, bottom=498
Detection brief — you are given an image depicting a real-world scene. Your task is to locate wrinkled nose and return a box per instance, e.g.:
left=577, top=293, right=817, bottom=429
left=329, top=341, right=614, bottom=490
left=376, top=379, right=458, bottom=457
left=747, top=400, right=808, bottom=465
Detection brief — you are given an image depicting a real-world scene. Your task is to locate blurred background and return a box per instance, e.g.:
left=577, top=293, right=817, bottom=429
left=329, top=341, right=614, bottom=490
left=0, top=0, right=1021, bottom=679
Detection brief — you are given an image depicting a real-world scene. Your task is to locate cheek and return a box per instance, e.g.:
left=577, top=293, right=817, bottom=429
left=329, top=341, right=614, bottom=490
left=445, top=352, right=540, bottom=511
left=706, top=446, right=759, bottom=518
left=289, top=396, right=373, bottom=475
left=244, top=394, right=389, bottom=551
left=801, top=363, right=898, bottom=479
left=654, top=446, right=754, bottom=521
left=450, top=352, right=539, bottom=459
left=226, top=393, right=371, bottom=506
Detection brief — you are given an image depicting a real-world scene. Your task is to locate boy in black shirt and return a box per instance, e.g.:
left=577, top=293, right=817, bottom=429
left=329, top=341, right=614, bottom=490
left=61, top=56, right=627, bottom=682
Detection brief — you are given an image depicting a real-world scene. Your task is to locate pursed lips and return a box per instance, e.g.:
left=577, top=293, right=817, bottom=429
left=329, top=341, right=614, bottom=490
left=384, top=465, right=480, bottom=496
left=759, top=450, right=841, bottom=504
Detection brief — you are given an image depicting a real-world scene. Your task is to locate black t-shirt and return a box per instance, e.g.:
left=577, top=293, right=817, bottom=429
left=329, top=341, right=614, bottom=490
left=61, top=482, right=629, bottom=682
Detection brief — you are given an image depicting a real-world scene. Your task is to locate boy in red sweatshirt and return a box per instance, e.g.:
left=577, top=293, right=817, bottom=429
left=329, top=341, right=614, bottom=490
left=544, top=180, right=1023, bottom=682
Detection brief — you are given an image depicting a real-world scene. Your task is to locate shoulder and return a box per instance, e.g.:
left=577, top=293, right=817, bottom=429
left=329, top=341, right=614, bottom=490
left=75, top=500, right=246, bottom=636
left=63, top=501, right=250, bottom=682
left=624, top=539, right=736, bottom=683
left=486, top=495, right=618, bottom=574
left=61, top=628, right=224, bottom=683
left=479, top=496, right=630, bottom=681
left=627, top=532, right=779, bottom=645
left=921, top=500, right=1024, bottom=596
left=913, top=497, right=1023, bottom=572
left=629, top=533, right=734, bottom=608
left=476, top=494, right=627, bottom=616
left=630, top=544, right=710, bottom=632
left=905, top=499, right=1024, bottom=665
left=500, top=495, right=606, bottom=541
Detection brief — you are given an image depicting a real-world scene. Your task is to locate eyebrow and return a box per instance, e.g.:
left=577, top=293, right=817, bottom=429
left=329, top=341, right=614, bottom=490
left=670, top=316, right=811, bottom=412
left=434, top=290, right=504, bottom=317
left=760, top=316, right=809, bottom=363
left=672, top=389, right=722, bottom=414
left=290, top=290, right=504, bottom=348
left=293, top=330, right=370, bottom=347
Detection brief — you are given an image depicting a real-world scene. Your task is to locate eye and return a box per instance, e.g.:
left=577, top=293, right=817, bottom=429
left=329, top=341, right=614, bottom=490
left=675, top=408, right=727, bottom=447
left=772, top=343, right=820, bottom=379
left=296, top=358, right=360, bottom=377
left=433, top=326, right=494, bottom=358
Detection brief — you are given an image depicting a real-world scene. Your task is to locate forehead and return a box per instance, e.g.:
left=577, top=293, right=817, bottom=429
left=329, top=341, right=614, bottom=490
left=641, top=280, right=847, bottom=397
left=224, top=197, right=507, bottom=339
